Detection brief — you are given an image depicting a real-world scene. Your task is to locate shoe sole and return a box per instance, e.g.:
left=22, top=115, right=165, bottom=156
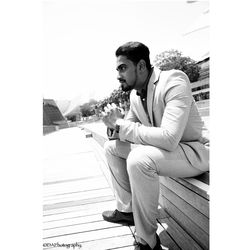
left=102, top=216, right=134, bottom=226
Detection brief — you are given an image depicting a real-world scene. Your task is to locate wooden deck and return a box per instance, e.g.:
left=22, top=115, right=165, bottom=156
left=43, top=127, right=174, bottom=250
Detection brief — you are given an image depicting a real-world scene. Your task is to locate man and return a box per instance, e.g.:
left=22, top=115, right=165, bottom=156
left=101, top=42, right=209, bottom=250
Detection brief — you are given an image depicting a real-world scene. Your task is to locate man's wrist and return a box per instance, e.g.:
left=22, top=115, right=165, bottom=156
left=115, top=119, right=123, bottom=133
left=115, top=124, right=120, bottom=133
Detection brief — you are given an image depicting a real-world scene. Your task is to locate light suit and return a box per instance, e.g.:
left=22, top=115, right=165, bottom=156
left=104, top=67, right=209, bottom=248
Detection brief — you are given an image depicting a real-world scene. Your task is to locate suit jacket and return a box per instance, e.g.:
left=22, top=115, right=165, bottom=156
left=117, top=67, right=209, bottom=171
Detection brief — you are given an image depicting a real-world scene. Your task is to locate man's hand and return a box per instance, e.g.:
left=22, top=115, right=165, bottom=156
left=101, top=103, right=124, bottom=129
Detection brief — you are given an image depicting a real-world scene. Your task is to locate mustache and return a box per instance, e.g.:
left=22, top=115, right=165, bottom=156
left=118, top=78, right=126, bottom=83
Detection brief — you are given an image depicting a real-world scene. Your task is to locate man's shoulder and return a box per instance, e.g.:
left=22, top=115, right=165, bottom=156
left=157, top=69, right=191, bottom=94
left=159, top=69, right=189, bottom=82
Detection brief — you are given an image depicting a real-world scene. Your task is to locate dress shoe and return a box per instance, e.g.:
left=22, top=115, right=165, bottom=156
left=134, top=234, right=162, bottom=250
left=102, top=209, right=134, bottom=226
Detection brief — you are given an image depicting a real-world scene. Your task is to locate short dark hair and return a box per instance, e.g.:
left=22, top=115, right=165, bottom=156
left=115, top=41, right=151, bottom=71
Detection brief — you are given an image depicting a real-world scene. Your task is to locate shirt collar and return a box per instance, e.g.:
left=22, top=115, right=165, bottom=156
left=136, top=67, right=153, bottom=99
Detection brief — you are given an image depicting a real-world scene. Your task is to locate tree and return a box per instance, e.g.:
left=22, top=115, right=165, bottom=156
left=80, top=99, right=97, bottom=117
left=96, top=87, right=130, bottom=112
left=108, top=88, right=130, bottom=105
left=154, top=49, right=200, bottom=83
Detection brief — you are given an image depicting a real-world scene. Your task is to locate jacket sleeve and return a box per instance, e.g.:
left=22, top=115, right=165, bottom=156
left=118, top=71, right=192, bottom=151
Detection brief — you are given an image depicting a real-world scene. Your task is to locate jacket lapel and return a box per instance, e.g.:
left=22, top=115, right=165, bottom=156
left=147, top=68, right=161, bottom=126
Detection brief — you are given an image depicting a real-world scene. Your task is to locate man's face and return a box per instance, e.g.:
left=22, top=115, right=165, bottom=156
left=116, top=55, right=138, bottom=92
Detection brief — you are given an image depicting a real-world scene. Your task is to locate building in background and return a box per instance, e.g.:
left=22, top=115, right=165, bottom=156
left=184, top=1, right=209, bottom=113
left=191, top=57, right=209, bottom=103
left=43, top=99, right=69, bottom=135
left=56, top=99, right=82, bottom=122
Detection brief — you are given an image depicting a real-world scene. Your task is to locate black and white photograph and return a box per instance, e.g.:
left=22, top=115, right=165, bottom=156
left=42, top=1, right=209, bottom=249
left=2, top=1, right=250, bottom=249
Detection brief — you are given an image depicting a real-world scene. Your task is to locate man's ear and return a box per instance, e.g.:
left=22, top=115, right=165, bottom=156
left=138, top=59, right=146, bottom=71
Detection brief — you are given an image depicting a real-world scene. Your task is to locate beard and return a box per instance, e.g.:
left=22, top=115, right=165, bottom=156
left=121, top=83, right=135, bottom=92
left=120, top=70, right=137, bottom=92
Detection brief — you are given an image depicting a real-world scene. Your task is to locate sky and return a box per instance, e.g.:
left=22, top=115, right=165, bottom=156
left=43, top=0, right=209, bottom=104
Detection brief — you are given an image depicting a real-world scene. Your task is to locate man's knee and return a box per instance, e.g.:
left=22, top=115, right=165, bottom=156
left=104, top=139, right=133, bottom=160
left=103, top=140, right=116, bottom=156
left=127, top=146, right=157, bottom=177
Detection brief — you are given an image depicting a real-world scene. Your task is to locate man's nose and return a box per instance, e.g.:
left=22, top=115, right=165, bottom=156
left=117, top=71, right=121, bottom=80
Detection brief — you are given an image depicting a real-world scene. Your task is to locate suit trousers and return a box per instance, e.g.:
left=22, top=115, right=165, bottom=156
left=104, top=139, right=204, bottom=248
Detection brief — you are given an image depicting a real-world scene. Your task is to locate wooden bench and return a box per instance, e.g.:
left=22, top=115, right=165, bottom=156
left=158, top=78, right=209, bottom=249
left=159, top=163, right=209, bottom=249
left=159, top=97, right=209, bottom=249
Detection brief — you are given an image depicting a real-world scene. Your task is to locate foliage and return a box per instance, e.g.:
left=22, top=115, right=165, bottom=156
left=80, top=99, right=97, bottom=117
left=154, top=49, right=200, bottom=83
left=66, top=115, right=77, bottom=122
left=95, top=88, right=130, bottom=113
left=80, top=88, right=130, bottom=118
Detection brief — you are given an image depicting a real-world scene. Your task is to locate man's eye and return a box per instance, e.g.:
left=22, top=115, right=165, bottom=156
left=120, top=65, right=126, bottom=71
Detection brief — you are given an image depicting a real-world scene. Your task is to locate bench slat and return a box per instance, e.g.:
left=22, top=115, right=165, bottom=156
left=160, top=177, right=209, bottom=217
left=157, top=226, right=181, bottom=250
left=172, top=177, right=209, bottom=200
left=159, top=196, right=209, bottom=250
left=160, top=185, right=209, bottom=234
left=157, top=211, right=203, bottom=250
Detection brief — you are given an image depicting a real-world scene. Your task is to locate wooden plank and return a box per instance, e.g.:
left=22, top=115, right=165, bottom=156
left=43, top=199, right=116, bottom=218
left=160, top=185, right=209, bottom=234
left=44, top=188, right=113, bottom=204
left=43, top=161, right=103, bottom=184
left=44, top=213, right=103, bottom=229
left=157, top=215, right=203, bottom=250
left=43, top=176, right=109, bottom=196
left=44, top=220, right=123, bottom=239
left=157, top=221, right=181, bottom=250
left=185, top=176, right=209, bottom=191
left=43, top=148, right=104, bottom=183
left=43, top=225, right=131, bottom=243
left=171, top=177, right=209, bottom=200
left=175, top=178, right=209, bottom=199
left=73, top=234, right=134, bottom=250
left=44, top=195, right=115, bottom=211
left=160, top=177, right=209, bottom=217
left=159, top=195, right=209, bottom=249
left=109, top=247, right=134, bottom=250
left=44, top=174, right=102, bottom=186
